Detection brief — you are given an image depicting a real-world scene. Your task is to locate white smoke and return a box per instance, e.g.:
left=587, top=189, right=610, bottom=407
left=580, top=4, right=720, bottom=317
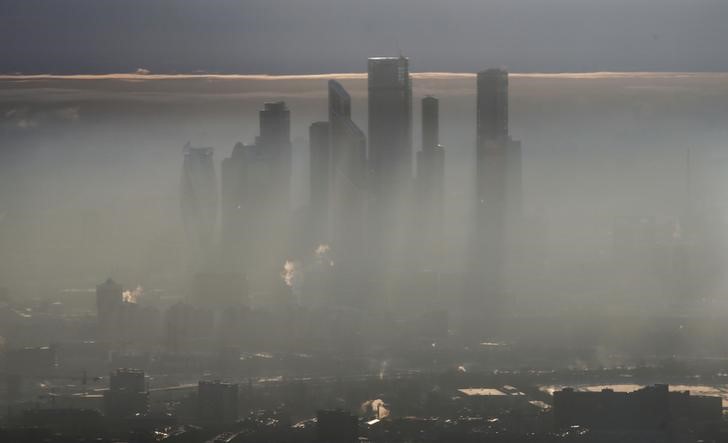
left=315, top=243, right=334, bottom=267
left=281, top=260, right=298, bottom=287
left=281, top=245, right=334, bottom=297
left=122, top=285, right=143, bottom=304
left=361, top=398, right=390, bottom=419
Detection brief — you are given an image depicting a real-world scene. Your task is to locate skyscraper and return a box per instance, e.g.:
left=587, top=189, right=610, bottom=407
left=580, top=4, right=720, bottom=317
left=474, top=69, right=522, bottom=314
left=309, top=121, right=331, bottom=246
left=328, top=80, right=367, bottom=270
left=220, top=103, right=293, bottom=276
left=477, top=69, right=509, bottom=144
left=421, top=95, right=440, bottom=153
left=258, top=101, right=293, bottom=216
left=367, top=56, right=413, bottom=271
left=180, top=143, right=218, bottom=269
left=416, top=96, right=445, bottom=270
left=367, top=56, right=412, bottom=187
left=220, top=142, right=247, bottom=268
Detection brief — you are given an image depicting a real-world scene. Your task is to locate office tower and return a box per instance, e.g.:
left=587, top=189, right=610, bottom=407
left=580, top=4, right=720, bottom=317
left=367, top=56, right=412, bottom=187
left=474, top=69, right=522, bottom=312
left=104, top=369, right=148, bottom=418
left=259, top=101, right=292, bottom=212
left=309, top=121, right=331, bottom=245
left=220, top=102, right=293, bottom=275
left=416, top=96, right=445, bottom=270
left=422, top=96, right=439, bottom=152
left=198, top=381, right=239, bottom=425
left=367, top=56, right=414, bottom=272
left=477, top=69, right=509, bottom=144
left=180, top=143, right=218, bottom=270
left=220, top=142, right=247, bottom=269
left=328, top=80, right=368, bottom=271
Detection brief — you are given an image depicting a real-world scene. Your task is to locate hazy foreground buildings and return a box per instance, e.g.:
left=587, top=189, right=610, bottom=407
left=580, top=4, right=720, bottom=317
left=553, top=384, right=722, bottom=434
left=474, top=69, right=522, bottom=311
left=104, top=369, right=148, bottom=419
left=197, top=380, right=239, bottom=425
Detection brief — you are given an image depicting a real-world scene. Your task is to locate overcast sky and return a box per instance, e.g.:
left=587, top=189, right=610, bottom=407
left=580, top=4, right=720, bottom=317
left=1, top=0, right=727, bottom=74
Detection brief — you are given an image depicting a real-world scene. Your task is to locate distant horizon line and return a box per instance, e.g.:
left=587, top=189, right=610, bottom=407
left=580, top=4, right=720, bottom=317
left=2, top=71, right=728, bottom=81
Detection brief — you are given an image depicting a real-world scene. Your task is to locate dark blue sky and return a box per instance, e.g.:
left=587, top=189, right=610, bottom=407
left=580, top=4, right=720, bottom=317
left=2, top=0, right=727, bottom=74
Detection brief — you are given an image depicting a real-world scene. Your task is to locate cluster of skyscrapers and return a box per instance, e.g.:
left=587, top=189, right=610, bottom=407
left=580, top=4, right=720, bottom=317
left=180, top=56, right=521, bottom=313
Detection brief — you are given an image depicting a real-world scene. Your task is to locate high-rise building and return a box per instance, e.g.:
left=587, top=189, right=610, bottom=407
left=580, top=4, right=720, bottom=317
left=220, top=142, right=247, bottom=269
left=181, top=143, right=218, bottom=269
left=367, top=56, right=414, bottom=272
left=104, top=369, right=148, bottom=418
left=474, top=69, right=522, bottom=314
left=367, top=56, right=412, bottom=187
left=220, top=102, right=293, bottom=275
left=198, top=380, right=239, bottom=425
left=416, top=96, right=445, bottom=270
left=328, top=80, right=368, bottom=271
left=477, top=69, right=509, bottom=144
left=309, top=121, right=331, bottom=245
left=259, top=102, right=292, bottom=212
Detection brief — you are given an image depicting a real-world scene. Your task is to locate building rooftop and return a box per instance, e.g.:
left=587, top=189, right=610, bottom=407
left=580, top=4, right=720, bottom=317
left=458, top=388, right=507, bottom=397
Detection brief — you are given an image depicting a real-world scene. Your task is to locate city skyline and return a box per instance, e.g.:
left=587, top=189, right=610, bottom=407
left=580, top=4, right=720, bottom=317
left=182, top=57, right=521, bottom=313
left=3, top=2, right=728, bottom=441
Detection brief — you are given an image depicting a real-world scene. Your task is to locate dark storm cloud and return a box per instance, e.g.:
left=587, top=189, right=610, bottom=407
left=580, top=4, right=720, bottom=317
left=1, top=0, right=727, bottom=74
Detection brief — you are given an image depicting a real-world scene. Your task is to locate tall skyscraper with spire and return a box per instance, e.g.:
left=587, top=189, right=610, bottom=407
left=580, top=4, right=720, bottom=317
left=474, top=69, right=522, bottom=313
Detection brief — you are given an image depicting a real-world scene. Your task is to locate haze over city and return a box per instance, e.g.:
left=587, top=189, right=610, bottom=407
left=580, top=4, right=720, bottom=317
left=2, top=1, right=728, bottom=442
